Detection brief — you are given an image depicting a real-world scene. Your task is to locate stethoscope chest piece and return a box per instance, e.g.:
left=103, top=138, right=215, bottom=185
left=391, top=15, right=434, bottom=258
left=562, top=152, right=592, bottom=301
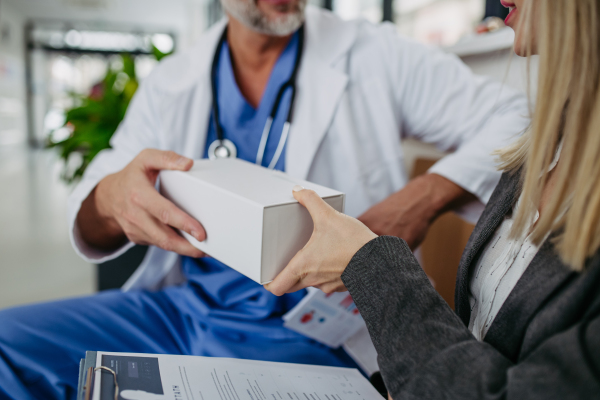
left=208, top=139, right=238, bottom=160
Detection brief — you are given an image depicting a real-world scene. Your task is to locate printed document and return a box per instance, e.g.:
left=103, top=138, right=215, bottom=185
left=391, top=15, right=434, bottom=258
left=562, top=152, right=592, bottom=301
left=283, top=288, right=364, bottom=348
left=283, top=289, right=379, bottom=375
left=91, top=351, right=383, bottom=400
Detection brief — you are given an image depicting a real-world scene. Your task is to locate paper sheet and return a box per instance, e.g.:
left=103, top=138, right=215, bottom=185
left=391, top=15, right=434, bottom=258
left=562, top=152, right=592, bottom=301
left=283, top=288, right=364, bottom=348
left=92, top=351, right=383, bottom=400
left=342, top=326, right=379, bottom=377
left=283, top=289, right=379, bottom=375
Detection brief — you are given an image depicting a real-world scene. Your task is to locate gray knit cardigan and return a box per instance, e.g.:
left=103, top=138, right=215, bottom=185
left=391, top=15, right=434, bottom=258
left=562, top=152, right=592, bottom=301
left=342, top=171, right=600, bottom=399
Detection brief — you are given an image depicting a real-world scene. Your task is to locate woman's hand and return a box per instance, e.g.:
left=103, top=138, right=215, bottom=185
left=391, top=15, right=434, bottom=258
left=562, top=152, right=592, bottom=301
left=264, top=186, right=378, bottom=296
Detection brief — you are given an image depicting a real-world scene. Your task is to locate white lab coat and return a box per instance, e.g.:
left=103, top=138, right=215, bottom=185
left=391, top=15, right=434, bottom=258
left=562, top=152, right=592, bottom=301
left=68, top=6, right=530, bottom=291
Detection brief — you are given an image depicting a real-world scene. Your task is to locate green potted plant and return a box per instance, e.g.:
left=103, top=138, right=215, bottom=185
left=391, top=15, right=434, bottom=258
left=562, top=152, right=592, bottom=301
left=48, top=48, right=170, bottom=183
left=49, top=49, right=170, bottom=291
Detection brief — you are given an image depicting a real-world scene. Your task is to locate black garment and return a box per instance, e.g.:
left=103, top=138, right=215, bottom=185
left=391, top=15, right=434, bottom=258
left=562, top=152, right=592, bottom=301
left=342, top=171, right=600, bottom=399
left=485, top=0, right=509, bottom=20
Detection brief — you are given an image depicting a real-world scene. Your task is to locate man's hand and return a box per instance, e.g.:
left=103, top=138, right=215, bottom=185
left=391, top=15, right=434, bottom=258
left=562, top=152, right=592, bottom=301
left=77, top=149, right=206, bottom=258
left=358, top=173, right=476, bottom=250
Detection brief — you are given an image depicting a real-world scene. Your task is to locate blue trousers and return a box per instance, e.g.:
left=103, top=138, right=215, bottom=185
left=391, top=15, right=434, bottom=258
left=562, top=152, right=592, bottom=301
left=0, top=284, right=358, bottom=400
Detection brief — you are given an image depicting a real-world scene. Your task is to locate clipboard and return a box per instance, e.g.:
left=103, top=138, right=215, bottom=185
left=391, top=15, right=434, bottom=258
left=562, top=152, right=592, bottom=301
left=83, top=366, right=95, bottom=400
left=76, top=350, right=385, bottom=400
left=77, top=351, right=97, bottom=400
left=77, top=352, right=120, bottom=400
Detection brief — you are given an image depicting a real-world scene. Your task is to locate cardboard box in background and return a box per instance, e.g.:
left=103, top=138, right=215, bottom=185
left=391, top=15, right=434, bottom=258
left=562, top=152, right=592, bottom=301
left=160, top=159, right=345, bottom=284
left=412, top=158, right=475, bottom=308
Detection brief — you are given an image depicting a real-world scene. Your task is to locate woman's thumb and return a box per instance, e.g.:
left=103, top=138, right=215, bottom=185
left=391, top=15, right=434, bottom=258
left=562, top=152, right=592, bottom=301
left=292, top=186, right=332, bottom=224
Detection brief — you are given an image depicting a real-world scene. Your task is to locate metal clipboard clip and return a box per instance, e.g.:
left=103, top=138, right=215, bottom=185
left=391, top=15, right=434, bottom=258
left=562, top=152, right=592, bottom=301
left=83, top=366, right=119, bottom=400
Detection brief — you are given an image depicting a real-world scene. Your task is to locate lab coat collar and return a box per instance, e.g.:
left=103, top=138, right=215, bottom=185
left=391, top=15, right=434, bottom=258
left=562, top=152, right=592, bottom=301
left=180, top=7, right=357, bottom=177
left=190, top=6, right=355, bottom=79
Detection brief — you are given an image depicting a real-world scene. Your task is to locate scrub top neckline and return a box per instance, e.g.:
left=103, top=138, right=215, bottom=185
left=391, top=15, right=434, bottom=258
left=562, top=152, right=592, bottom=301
left=209, top=29, right=299, bottom=169
left=218, top=32, right=299, bottom=117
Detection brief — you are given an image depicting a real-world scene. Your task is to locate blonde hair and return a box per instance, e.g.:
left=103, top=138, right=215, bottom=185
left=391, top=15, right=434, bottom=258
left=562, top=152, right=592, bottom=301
left=497, top=0, right=600, bottom=271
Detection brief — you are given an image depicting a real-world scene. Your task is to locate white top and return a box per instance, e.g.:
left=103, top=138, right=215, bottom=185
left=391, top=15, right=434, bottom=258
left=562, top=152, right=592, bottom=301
left=468, top=144, right=562, bottom=340
left=444, top=27, right=515, bottom=57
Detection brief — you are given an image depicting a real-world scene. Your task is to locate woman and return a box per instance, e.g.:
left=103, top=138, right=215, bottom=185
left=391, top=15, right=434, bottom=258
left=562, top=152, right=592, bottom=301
left=265, top=0, right=600, bottom=398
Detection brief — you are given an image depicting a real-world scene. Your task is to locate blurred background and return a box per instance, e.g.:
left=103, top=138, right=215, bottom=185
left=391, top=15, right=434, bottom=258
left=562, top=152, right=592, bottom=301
left=0, top=0, right=533, bottom=310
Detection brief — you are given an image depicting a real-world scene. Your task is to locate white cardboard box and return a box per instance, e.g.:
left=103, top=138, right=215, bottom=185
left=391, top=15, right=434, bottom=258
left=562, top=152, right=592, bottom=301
left=159, top=159, right=345, bottom=284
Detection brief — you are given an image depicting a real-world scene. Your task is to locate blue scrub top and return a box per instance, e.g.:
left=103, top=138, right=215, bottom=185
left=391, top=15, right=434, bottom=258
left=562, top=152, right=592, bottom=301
left=180, top=30, right=307, bottom=337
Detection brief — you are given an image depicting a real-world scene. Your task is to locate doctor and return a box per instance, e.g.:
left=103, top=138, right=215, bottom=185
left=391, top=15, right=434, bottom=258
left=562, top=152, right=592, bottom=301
left=0, top=1, right=529, bottom=399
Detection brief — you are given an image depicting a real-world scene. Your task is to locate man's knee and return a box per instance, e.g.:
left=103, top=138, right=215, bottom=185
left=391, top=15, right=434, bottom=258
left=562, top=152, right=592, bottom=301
left=0, top=301, right=69, bottom=354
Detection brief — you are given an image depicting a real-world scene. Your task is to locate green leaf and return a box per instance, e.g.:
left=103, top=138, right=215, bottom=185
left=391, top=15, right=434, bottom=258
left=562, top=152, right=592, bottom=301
left=152, top=45, right=173, bottom=62
left=49, top=49, right=167, bottom=183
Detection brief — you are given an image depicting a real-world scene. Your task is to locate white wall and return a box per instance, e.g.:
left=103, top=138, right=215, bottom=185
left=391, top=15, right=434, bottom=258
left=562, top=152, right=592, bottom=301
left=0, top=0, right=211, bottom=308
left=0, top=0, right=27, bottom=145
left=5, top=0, right=210, bottom=51
left=0, top=0, right=210, bottom=146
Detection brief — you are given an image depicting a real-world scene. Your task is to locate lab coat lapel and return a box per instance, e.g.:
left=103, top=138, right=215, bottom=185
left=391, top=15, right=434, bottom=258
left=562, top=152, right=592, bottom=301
left=188, top=20, right=227, bottom=159
left=158, top=19, right=226, bottom=159
left=285, top=7, right=357, bottom=179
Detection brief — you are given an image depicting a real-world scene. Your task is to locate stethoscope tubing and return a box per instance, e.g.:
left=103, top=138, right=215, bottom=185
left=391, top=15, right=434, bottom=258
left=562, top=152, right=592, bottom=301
left=209, top=24, right=305, bottom=168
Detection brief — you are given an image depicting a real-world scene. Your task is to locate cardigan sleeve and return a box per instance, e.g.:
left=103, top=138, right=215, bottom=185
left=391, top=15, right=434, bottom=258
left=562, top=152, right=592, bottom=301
left=341, top=236, right=600, bottom=399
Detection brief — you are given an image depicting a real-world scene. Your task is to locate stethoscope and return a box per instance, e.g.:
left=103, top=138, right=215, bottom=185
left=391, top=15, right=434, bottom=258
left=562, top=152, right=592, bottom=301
left=208, top=25, right=305, bottom=169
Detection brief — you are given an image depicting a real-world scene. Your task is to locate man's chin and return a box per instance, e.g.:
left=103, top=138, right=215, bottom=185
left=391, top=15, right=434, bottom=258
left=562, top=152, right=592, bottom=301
left=222, top=0, right=306, bottom=36
left=262, top=12, right=300, bottom=25
left=259, top=0, right=296, bottom=6
left=258, top=2, right=304, bottom=25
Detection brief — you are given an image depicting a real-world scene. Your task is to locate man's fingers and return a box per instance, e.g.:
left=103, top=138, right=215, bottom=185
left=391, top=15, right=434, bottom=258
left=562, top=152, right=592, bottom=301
left=292, top=188, right=334, bottom=226
left=135, top=188, right=206, bottom=242
left=144, top=217, right=205, bottom=258
left=163, top=232, right=206, bottom=258
left=139, top=149, right=193, bottom=171
left=123, top=207, right=204, bottom=258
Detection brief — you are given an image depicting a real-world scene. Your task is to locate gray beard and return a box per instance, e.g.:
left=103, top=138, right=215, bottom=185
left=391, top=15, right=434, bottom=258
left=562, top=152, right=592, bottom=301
left=220, top=0, right=307, bottom=36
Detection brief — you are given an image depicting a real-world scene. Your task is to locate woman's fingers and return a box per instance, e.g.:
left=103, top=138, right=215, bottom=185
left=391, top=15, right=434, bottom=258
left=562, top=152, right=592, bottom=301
left=267, top=187, right=360, bottom=296
left=265, top=251, right=307, bottom=296
left=315, top=282, right=348, bottom=294
left=267, top=187, right=377, bottom=297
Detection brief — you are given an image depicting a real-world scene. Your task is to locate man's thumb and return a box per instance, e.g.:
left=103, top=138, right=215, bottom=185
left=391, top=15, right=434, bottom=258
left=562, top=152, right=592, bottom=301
left=141, top=149, right=193, bottom=171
